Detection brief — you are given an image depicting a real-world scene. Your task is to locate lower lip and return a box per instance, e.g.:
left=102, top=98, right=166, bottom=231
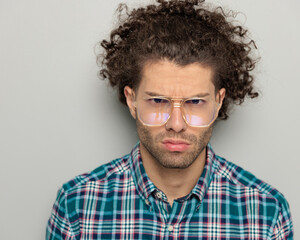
left=162, top=143, right=190, bottom=152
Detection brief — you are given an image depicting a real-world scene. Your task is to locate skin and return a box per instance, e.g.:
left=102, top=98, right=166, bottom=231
left=124, top=60, right=225, bottom=206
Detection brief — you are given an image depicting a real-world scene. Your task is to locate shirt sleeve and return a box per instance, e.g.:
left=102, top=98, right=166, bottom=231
left=271, top=198, right=294, bottom=240
left=46, top=187, right=76, bottom=240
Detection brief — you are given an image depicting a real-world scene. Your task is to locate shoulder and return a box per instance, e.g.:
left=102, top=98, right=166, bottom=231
left=46, top=153, right=134, bottom=238
left=212, top=154, right=289, bottom=207
left=60, top=153, right=132, bottom=196
left=208, top=153, right=293, bottom=238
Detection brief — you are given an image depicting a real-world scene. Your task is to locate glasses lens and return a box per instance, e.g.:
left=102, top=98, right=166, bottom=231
left=183, top=99, right=216, bottom=127
left=137, top=98, right=171, bottom=125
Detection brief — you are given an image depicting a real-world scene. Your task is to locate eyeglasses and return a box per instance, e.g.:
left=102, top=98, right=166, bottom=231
left=134, top=95, right=220, bottom=127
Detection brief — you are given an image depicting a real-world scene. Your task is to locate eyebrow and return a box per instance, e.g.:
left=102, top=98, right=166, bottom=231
left=145, top=91, right=210, bottom=98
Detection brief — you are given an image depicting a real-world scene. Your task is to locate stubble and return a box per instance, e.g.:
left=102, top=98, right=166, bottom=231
left=136, top=119, right=213, bottom=169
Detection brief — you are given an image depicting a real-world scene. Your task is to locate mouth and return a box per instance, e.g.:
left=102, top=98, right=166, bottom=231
left=161, top=139, right=190, bottom=152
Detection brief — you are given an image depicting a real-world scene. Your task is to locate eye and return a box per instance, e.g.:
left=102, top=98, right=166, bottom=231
left=185, top=99, right=205, bottom=104
left=149, top=98, right=169, bottom=104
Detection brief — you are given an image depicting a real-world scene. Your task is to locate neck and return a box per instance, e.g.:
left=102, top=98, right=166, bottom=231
left=140, top=143, right=206, bottom=206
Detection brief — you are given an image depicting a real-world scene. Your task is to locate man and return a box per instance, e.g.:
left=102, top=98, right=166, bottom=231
left=46, top=0, right=293, bottom=239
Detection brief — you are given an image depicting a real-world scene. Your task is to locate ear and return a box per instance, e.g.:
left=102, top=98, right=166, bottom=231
left=124, top=86, right=137, bottom=119
left=216, top=87, right=226, bottom=110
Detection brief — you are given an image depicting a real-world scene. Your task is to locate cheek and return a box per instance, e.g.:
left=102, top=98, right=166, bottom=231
left=136, top=118, right=153, bottom=140
left=197, top=126, right=213, bottom=141
left=137, top=119, right=166, bottom=143
left=194, top=128, right=207, bottom=136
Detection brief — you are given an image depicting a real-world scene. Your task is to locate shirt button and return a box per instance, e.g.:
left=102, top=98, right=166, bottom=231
left=156, top=192, right=162, bottom=199
left=145, top=199, right=150, bottom=205
left=168, top=225, right=174, bottom=232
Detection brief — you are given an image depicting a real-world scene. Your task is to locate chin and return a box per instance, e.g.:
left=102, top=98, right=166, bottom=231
left=152, top=149, right=200, bottom=169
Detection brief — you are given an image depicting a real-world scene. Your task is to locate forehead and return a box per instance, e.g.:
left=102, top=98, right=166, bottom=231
left=138, top=60, right=215, bottom=98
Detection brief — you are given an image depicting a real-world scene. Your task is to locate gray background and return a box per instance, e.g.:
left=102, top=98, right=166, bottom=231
left=0, top=0, right=299, bottom=239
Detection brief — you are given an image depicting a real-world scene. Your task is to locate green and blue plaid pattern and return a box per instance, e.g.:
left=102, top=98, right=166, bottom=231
left=46, top=142, right=293, bottom=239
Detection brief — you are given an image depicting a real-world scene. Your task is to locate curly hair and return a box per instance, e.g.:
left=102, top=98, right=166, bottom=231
left=98, top=0, right=259, bottom=120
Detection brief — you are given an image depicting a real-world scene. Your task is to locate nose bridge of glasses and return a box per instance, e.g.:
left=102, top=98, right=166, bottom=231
left=169, top=99, right=185, bottom=120
left=168, top=99, right=186, bottom=125
left=170, top=98, right=184, bottom=108
left=172, top=101, right=181, bottom=108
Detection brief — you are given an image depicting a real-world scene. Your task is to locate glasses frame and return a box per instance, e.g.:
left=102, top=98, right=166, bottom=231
left=134, top=95, right=221, bottom=128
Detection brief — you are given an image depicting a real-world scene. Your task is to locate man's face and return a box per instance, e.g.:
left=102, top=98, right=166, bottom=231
left=125, top=60, right=225, bottom=169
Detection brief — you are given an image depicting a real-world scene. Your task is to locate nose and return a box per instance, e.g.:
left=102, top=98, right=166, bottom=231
left=165, top=106, right=187, bottom=132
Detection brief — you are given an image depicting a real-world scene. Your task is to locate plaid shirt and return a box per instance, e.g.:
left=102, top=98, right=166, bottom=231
left=46, top=142, right=293, bottom=239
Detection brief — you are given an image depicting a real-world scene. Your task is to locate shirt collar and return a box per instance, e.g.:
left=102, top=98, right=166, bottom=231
left=189, top=142, right=216, bottom=202
left=129, top=142, right=157, bottom=200
left=129, top=141, right=217, bottom=202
